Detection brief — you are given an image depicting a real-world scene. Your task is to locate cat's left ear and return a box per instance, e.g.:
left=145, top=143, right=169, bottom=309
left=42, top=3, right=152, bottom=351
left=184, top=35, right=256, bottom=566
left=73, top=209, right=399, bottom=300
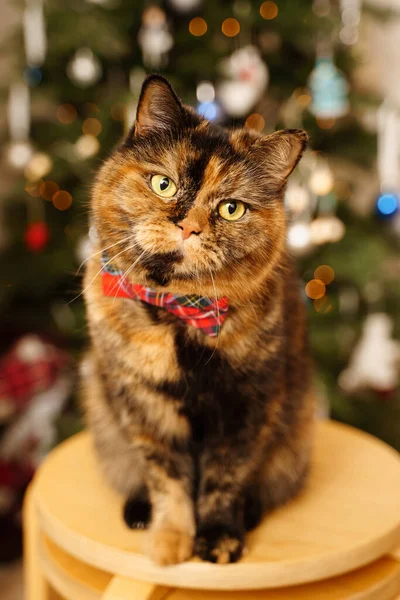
left=133, top=75, right=184, bottom=137
left=251, top=129, right=308, bottom=186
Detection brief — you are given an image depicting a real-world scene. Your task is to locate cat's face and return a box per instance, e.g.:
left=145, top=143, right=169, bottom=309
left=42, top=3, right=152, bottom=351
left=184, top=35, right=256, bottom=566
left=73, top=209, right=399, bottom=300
left=92, top=76, right=307, bottom=297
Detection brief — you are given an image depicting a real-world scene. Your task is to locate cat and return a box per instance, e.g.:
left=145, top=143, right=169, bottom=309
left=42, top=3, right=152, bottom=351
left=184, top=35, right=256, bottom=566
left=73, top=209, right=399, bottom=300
left=82, top=74, right=314, bottom=566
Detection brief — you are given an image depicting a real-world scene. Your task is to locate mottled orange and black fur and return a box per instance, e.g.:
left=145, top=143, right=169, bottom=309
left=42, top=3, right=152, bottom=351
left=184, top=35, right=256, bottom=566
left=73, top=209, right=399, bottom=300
left=82, top=75, right=314, bottom=566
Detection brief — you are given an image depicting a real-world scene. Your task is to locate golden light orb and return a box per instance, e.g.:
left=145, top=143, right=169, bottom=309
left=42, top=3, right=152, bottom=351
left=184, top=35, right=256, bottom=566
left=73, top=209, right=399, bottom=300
left=57, top=104, right=77, bottom=125
left=314, top=265, right=335, bottom=285
left=222, top=17, right=240, bottom=37
left=305, top=279, right=326, bottom=300
left=189, top=17, right=207, bottom=36
left=53, top=190, right=72, bottom=211
left=82, top=118, right=102, bottom=136
left=245, top=113, right=265, bottom=132
left=40, top=181, right=60, bottom=202
left=260, top=1, right=278, bottom=20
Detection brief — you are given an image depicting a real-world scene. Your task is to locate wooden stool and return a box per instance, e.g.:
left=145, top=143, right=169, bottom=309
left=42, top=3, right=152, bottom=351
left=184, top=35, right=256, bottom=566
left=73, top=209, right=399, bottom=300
left=24, top=420, right=400, bottom=600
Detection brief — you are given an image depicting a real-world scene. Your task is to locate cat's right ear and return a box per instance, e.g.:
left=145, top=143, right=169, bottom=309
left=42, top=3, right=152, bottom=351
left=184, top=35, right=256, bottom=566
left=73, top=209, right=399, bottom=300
left=132, top=75, right=184, bottom=137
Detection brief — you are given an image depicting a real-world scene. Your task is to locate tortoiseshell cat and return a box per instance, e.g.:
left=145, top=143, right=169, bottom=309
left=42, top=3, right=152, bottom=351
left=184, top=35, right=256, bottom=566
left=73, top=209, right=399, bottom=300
left=82, top=75, right=314, bottom=566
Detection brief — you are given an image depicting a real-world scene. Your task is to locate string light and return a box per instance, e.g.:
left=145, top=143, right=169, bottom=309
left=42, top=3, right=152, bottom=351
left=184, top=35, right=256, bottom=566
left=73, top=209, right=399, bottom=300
left=376, top=193, right=398, bottom=217
left=189, top=17, right=207, bottom=36
left=25, top=181, right=42, bottom=198
left=197, top=102, right=218, bottom=120
left=57, top=104, right=77, bottom=124
left=25, top=152, right=53, bottom=181
left=75, top=135, right=100, bottom=158
left=196, top=81, right=215, bottom=103
left=260, top=1, right=278, bottom=19
left=221, top=18, right=240, bottom=37
left=287, top=223, right=311, bottom=250
left=305, top=279, right=326, bottom=300
left=53, top=190, right=72, bottom=211
left=245, top=113, right=265, bottom=131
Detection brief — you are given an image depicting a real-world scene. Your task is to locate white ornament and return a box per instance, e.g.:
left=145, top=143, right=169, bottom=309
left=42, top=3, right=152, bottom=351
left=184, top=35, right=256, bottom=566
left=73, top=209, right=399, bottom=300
left=168, top=0, right=203, bottom=11
left=67, top=48, right=102, bottom=88
left=339, top=313, right=400, bottom=393
left=218, top=46, right=269, bottom=117
left=309, top=163, right=334, bottom=195
left=138, top=7, right=173, bottom=69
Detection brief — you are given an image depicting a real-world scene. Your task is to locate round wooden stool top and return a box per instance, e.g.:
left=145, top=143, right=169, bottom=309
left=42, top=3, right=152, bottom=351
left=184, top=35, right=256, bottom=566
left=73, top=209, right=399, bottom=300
left=32, top=420, right=400, bottom=591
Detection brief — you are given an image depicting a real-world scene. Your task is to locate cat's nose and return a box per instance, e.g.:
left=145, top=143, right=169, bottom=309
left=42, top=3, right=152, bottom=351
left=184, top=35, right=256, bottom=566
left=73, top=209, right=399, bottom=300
left=177, top=217, right=201, bottom=240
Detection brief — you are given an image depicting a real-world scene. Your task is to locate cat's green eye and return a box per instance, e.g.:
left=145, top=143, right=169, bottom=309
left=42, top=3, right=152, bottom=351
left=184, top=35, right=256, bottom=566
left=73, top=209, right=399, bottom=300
left=218, top=200, right=246, bottom=222
left=151, top=174, right=177, bottom=198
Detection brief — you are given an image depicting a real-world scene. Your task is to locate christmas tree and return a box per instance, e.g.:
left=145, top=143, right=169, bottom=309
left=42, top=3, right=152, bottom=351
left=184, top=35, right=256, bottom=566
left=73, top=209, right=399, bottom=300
left=1, top=1, right=400, bottom=552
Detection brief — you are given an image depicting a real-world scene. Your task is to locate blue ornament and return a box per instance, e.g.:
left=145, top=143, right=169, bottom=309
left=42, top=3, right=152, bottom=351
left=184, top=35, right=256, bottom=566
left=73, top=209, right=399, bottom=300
left=197, top=101, right=219, bottom=120
left=376, top=193, right=399, bottom=218
left=309, top=56, right=349, bottom=119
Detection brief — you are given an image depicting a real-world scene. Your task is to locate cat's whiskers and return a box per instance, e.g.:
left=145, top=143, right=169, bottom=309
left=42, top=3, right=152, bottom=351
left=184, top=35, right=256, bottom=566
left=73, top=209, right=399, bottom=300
left=76, top=237, right=129, bottom=274
left=70, top=242, right=137, bottom=304
left=111, top=250, right=146, bottom=302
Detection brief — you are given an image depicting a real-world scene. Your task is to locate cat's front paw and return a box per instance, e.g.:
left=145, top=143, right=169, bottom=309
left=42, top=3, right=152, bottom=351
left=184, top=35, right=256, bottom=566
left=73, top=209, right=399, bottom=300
left=195, top=524, right=244, bottom=564
left=148, top=527, right=193, bottom=566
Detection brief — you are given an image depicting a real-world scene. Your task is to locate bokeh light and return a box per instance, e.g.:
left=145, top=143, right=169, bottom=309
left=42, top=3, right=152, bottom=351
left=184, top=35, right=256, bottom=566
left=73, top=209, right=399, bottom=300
left=196, top=81, right=215, bottom=103
left=84, top=102, right=99, bottom=114
left=57, top=104, right=77, bottom=125
left=25, top=153, right=53, bottom=182
left=316, top=117, right=336, bottom=129
left=25, top=181, right=43, bottom=198
left=82, top=117, right=102, bottom=136
left=53, top=190, right=72, bottom=211
left=245, top=113, right=265, bottom=131
left=222, top=18, right=240, bottom=37
left=260, top=1, right=278, bottom=20
left=314, top=265, right=335, bottom=285
left=314, top=296, right=332, bottom=313
left=296, top=94, right=311, bottom=109
left=189, top=17, right=207, bottom=36
left=197, top=102, right=218, bottom=120
left=76, top=135, right=100, bottom=158
left=305, top=279, right=326, bottom=300
left=376, top=193, right=398, bottom=217
left=287, top=222, right=311, bottom=250
left=40, top=181, right=60, bottom=202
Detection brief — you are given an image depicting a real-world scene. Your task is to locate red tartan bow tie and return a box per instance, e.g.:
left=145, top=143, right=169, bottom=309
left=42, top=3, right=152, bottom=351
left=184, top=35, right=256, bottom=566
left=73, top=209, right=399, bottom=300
left=101, top=254, right=229, bottom=337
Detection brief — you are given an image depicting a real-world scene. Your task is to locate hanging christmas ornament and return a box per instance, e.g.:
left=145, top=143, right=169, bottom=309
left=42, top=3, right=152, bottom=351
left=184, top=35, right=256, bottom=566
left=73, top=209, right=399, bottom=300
left=217, top=46, right=269, bottom=118
left=138, top=7, right=173, bottom=69
left=308, top=55, right=349, bottom=119
left=23, top=0, right=47, bottom=66
left=168, top=0, right=203, bottom=12
left=376, top=102, right=400, bottom=218
left=67, top=48, right=102, bottom=88
left=24, top=152, right=53, bottom=181
left=339, top=313, right=400, bottom=395
left=24, top=221, right=50, bottom=252
left=339, top=0, right=361, bottom=46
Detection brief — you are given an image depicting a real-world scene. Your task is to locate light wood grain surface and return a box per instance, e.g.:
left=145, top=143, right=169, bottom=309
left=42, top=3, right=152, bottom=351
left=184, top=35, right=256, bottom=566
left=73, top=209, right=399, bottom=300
left=32, top=420, right=400, bottom=591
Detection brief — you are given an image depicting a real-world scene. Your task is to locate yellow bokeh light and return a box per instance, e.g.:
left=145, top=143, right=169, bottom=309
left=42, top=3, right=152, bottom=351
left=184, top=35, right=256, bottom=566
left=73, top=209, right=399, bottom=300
left=25, top=181, right=42, bottom=198
left=305, top=279, right=326, bottom=300
left=84, top=102, right=99, bottom=114
left=245, top=113, right=265, bottom=132
left=82, top=118, right=102, bottom=136
left=53, top=190, right=72, bottom=211
left=296, top=94, right=311, bottom=108
left=260, top=1, right=278, bottom=20
left=57, top=104, right=77, bottom=125
left=189, top=17, right=207, bottom=36
left=316, top=117, right=336, bottom=129
left=314, top=265, right=335, bottom=285
left=222, top=17, right=240, bottom=37
left=314, top=296, right=332, bottom=313
left=40, top=181, right=60, bottom=202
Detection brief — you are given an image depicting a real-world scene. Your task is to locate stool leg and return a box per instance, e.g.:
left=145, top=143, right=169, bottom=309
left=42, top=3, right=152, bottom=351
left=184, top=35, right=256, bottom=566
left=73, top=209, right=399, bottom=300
left=102, top=576, right=171, bottom=600
left=23, top=485, right=52, bottom=600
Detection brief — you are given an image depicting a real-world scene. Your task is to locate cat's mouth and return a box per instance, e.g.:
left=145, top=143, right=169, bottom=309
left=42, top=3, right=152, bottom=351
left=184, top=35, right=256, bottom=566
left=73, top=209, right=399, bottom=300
left=140, top=250, right=184, bottom=287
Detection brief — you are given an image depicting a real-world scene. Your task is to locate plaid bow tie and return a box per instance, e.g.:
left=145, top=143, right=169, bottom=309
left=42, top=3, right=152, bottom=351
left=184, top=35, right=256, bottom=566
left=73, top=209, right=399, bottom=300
left=101, top=253, right=229, bottom=337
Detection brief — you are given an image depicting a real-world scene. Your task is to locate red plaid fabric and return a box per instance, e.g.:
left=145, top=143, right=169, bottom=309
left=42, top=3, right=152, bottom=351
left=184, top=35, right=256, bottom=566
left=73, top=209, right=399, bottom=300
left=102, top=269, right=229, bottom=337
